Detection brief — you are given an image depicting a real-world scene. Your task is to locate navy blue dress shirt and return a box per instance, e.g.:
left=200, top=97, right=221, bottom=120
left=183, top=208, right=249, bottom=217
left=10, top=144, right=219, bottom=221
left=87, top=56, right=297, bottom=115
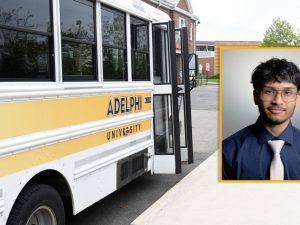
left=222, top=119, right=300, bottom=180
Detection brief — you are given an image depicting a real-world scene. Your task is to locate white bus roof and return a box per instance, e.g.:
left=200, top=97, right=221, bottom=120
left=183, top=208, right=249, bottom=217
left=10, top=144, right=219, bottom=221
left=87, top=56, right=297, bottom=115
left=100, top=0, right=171, bottom=22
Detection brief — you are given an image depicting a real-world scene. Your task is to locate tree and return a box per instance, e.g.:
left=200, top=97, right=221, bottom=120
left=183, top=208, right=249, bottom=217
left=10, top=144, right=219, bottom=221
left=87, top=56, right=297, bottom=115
left=296, top=30, right=300, bottom=46
left=262, top=18, right=300, bottom=47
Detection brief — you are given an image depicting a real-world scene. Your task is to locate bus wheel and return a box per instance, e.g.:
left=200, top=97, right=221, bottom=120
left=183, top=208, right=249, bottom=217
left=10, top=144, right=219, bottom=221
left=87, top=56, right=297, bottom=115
left=7, top=183, right=65, bottom=225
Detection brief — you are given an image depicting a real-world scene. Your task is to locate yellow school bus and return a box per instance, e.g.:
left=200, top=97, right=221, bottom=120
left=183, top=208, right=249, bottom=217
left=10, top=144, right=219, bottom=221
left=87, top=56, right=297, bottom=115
left=0, top=0, right=194, bottom=224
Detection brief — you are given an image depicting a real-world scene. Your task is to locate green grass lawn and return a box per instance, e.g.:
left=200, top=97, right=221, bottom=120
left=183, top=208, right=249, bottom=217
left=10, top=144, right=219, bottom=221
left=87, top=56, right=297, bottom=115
left=196, top=77, right=219, bottom=84
left=207, top=78, right=219, bottom=83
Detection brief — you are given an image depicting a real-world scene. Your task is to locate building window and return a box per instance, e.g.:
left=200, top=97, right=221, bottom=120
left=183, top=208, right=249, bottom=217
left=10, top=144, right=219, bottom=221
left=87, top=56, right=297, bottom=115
left=60, top=0, right=96, bottom=81
left=101, top=6, right=127, bottom=81
left=190, top=24, right=193, bottom=41
left=196, top=46, right=215, bottom=51
left=179, top=17, right=186, bottom=28
left=196, top=46, right=206, bottom=51
left=0, top=0, right=53, bottom=81
left=130, top=16, right=149, bottom=81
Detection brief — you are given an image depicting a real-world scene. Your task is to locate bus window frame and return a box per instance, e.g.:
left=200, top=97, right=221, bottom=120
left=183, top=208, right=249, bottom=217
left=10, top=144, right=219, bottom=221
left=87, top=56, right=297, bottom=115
left=130, top=15, right=150, bottom=81
left=101, top=4, right=128, bottom=82
left=0, top=0, right=55, bottom=82
left=60, top=0, right=98, bottom=82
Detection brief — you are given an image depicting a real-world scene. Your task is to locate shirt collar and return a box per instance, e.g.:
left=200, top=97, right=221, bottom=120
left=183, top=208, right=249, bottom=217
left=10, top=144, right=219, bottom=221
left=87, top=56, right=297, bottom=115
left=255, top=118, right=294, bottom=145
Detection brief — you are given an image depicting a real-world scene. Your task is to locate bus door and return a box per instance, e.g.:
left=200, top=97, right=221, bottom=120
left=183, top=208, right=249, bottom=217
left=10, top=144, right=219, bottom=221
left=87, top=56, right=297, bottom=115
left=152, top=22, right=193, bottom=174
left=175, top=27, right=194, bottom=164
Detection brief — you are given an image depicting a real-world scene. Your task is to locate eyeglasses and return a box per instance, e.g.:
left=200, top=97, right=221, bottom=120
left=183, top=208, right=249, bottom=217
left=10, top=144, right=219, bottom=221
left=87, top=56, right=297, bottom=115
left=259, top=88, right=299, bottom=102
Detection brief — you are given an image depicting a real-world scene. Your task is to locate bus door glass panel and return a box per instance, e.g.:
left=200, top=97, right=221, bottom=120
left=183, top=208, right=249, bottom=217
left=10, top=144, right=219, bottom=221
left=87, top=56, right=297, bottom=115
left=154, top=95, right=173, bottom=154
left=153, top=23, right=170, bottom=84
left=178, top=94, right=187, bottom=148
left=175, top=30, right=183, bottom=85
left=175, top=29, right=187, bottom=150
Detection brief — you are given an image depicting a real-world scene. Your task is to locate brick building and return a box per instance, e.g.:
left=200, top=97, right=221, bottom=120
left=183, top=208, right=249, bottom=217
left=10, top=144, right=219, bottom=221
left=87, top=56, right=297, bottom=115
left=143, top=0, right=199, bottom=83
left=196, top=41, right=261, bottom=76
left=196, top=41, right=215, bottom=76
left=143, top=0, right=199, bottom=54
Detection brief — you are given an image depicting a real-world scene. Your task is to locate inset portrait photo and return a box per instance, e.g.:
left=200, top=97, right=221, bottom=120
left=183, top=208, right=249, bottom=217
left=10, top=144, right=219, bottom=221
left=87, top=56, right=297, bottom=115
left=220, top=48, right=300, bottom=181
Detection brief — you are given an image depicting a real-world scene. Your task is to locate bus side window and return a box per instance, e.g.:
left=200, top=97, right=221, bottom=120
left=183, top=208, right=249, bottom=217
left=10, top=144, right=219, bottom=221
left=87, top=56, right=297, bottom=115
left=60, top=0, right=97, bottom=81
left=130, top=16, right=149, bottom=81
left=0, top=0, right=54, bottom=81
left=101, top=5, right=127, bottom=81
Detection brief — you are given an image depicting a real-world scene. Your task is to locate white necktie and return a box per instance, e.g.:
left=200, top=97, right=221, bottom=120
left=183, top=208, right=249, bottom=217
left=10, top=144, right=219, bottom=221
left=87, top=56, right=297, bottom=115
left=268, top=140, right=285, bottom=180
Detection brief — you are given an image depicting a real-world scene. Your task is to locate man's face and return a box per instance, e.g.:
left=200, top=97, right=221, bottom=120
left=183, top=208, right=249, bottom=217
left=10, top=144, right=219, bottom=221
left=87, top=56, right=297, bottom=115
left=254, top=81, right=300, bottom=125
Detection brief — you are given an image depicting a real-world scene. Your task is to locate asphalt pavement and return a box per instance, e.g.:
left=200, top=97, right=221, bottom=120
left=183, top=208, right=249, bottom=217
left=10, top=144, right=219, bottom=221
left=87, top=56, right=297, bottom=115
left=68, top=84, right=219, bottom=225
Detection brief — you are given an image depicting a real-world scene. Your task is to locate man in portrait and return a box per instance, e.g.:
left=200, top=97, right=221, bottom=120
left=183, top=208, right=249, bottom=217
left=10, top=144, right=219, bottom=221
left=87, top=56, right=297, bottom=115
left=222, top=58, right=300, bottom=180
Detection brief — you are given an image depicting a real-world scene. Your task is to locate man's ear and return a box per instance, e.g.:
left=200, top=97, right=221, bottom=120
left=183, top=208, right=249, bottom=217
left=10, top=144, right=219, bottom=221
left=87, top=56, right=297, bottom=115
left=296, top=91, right=300, bottom=106
left=253, top=90, right=259, bottom=105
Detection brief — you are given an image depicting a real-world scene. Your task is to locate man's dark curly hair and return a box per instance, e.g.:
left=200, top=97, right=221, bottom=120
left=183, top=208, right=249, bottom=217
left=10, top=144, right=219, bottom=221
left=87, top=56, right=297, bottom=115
left=251, top=58, right=300, bottom=91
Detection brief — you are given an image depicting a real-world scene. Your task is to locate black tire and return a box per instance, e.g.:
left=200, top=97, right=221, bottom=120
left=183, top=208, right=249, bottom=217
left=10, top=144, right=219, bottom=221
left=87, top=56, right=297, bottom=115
left=7, top=183, right=65, bottom=225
